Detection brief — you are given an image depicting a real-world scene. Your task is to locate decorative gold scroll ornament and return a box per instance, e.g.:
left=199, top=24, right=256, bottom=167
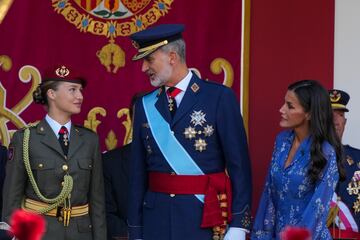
left=52, top=0, right=174, bottom=74
left=191, top=58, right=234, bottom=88
left=0, top=58, right=41, bottom=146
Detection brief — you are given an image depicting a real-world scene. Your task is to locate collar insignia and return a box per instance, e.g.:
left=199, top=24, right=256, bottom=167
left=191, top=83, right=199, bottom=93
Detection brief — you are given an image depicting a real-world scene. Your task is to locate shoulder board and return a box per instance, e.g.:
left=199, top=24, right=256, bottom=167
left=202, top=79, right=230, bottom=90
left=345, top=144, right=360, bottom=152
left=18, top=124, right=37, bottom=132
left=74, top=125, right=95, bottom=133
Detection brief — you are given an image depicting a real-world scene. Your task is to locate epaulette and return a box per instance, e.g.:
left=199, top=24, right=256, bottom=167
left=345, top=144, right=360, bottom=152
left=202, top=79, right=228, bottom=88
left=74, top=124, right=95, bottom=133
left=18, top=123, right=38, bottom=132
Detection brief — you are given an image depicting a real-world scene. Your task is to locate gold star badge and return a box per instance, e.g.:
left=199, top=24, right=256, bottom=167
left=184, top=127, right=196, bottom=139
left=194, top=138, right=207, bottom=152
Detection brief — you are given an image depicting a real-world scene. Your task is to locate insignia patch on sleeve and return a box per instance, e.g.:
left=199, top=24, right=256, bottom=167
left=8, top=146, right=14, bottom=161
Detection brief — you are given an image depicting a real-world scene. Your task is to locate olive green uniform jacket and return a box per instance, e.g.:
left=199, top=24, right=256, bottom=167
left=2, top=119, right=106, bottom=240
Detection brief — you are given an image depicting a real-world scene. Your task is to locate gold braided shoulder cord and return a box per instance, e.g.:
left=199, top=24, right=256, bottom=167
left=23, top=127, right=73, bottom=214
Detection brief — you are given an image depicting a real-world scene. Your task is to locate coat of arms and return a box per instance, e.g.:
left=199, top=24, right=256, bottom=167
left=52, top=0, right=173, bottom=73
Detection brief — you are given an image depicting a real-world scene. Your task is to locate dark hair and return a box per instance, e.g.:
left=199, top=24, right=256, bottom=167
left=129, top=91, right=148, bottom=118
left=32, top=81, right=62, bottom=105
left=288, top=80, right=345, bottom=183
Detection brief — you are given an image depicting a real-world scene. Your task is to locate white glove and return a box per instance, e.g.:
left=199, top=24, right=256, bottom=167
left=224, top=227, right=246, bottom=240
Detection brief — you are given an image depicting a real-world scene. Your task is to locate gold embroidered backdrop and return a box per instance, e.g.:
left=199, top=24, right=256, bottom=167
left=0, top=0, right=242, bottom=151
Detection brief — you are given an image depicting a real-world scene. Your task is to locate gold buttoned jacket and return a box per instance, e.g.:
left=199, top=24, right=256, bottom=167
left=2, top=119, right=106, bottom=240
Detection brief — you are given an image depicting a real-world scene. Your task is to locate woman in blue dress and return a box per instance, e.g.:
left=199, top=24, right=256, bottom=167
left=251, top=80, right=345, bottom=239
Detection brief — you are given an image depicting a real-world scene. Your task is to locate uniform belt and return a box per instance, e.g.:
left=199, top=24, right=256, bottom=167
left=148, top=172, right=232, bottom=228
left=23, top=198, right=89, bottom=217
left=330, top=227, right=360, bottom=239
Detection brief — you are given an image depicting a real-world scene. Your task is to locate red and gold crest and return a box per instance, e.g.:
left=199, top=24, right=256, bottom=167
left=52, top=0, right=173, bottom=73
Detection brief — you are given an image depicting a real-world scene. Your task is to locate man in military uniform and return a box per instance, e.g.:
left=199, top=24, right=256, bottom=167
left=2, top=65, right=106, bottom=239
left=328, top=89, right=360, bottom=238
left=128, top=24, right=252, bottom=240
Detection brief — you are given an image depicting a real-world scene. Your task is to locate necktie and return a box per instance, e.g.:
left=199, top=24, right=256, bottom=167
left=58, top=126, right=69, bottom=156
left=166, top=87, right=181, bottom=117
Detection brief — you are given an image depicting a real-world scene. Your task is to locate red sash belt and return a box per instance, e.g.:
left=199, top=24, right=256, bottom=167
left=148, top=172, right=232, bottom=228
left=330, top=228, right=360, bottom=239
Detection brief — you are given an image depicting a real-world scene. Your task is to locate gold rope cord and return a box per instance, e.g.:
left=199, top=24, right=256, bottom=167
left=23, top=127, right=73, bottom=214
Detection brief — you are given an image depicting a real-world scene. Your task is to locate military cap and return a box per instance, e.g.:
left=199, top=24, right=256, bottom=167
left=329, top=89, right=350, bottom=112
left=130, top=24, right=185, bottom=61
left=43, top=65, right=86, bottom=87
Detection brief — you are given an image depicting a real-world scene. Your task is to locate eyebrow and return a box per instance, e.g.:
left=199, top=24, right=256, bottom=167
left=63, top=83, right=82, bottom=88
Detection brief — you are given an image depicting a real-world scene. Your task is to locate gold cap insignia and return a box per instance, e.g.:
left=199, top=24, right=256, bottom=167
left=55, top=65, right=70, bottom=78
left=329, top=90, right=341, bottom=103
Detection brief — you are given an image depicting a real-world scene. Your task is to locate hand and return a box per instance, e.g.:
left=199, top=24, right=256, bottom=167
left=224, top=227, right=246, bottom=240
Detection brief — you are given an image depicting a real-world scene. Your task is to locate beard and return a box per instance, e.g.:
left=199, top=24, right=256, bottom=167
left=147, top=64, right=172, bottom=87
left=150, top=75, right=166, bottom=87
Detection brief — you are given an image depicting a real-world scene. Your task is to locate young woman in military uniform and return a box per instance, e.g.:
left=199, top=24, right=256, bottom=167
left=2, top=65, right=106, bottom=240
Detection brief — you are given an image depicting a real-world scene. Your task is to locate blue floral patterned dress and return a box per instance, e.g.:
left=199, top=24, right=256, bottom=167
left=251, top=130, right=339, bottom=239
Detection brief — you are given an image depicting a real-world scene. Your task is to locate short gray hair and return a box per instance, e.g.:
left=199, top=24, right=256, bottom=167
left=161, top=39, right=186, bottom=63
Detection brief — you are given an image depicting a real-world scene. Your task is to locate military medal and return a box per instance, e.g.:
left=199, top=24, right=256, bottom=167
left=184, top=127, right=196, bottom=139
left=184, top=110, right=215, bottom=152
left=63, top=132, right=69, bottom=146
left=194, top=138, right=207, bottom=152
left=190, top=110, right=206, bottom=126
left=168, top=98, right=175, bottom=111
left=347, top=180, right=360, bottom=213
left=203, top=125, right=214, bottom=137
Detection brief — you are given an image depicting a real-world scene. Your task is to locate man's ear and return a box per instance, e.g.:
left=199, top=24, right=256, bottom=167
left=169, top=51, right=177, bottom=65
left=305, top=113, right=311, bottom=121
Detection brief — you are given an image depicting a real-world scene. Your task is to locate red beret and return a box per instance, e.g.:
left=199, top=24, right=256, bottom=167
left=43, top=65, right=86, bottom=87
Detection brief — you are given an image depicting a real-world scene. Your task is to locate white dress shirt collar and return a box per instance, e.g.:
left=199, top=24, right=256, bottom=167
left=165, top=71, right=193, bottom=106
left=45, top=114, right=72, bottom=139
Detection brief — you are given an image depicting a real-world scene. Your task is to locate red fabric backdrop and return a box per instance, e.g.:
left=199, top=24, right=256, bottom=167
left=249, top=0, right=335, bottom=210
left=0, top=0, right=242, bottom=150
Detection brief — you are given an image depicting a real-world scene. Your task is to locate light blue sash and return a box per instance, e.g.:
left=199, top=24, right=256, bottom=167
left=142, top=91, right=204, bottom=202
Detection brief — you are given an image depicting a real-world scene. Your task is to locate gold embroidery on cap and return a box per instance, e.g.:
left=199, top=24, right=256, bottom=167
left=56, top=66, right=70, bottom=78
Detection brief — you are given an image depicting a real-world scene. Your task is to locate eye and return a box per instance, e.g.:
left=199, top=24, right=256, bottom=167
left=286, top=102, right=294, bottom=109
left=145, top=56, right=154, bottom=63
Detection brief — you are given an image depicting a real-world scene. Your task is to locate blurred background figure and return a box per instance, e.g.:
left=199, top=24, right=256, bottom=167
left=102, top=92, right=146, bottom=240
left=0, top=144, right=12, bottom=240
left=327, top=89, right=360, bottom=239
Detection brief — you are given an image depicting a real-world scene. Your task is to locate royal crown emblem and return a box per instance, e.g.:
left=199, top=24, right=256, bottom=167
left=52, top=0, right=173, bottom=73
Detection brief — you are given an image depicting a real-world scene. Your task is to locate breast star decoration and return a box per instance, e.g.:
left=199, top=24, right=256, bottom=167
left=184, top=110, right=214, bottom=152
